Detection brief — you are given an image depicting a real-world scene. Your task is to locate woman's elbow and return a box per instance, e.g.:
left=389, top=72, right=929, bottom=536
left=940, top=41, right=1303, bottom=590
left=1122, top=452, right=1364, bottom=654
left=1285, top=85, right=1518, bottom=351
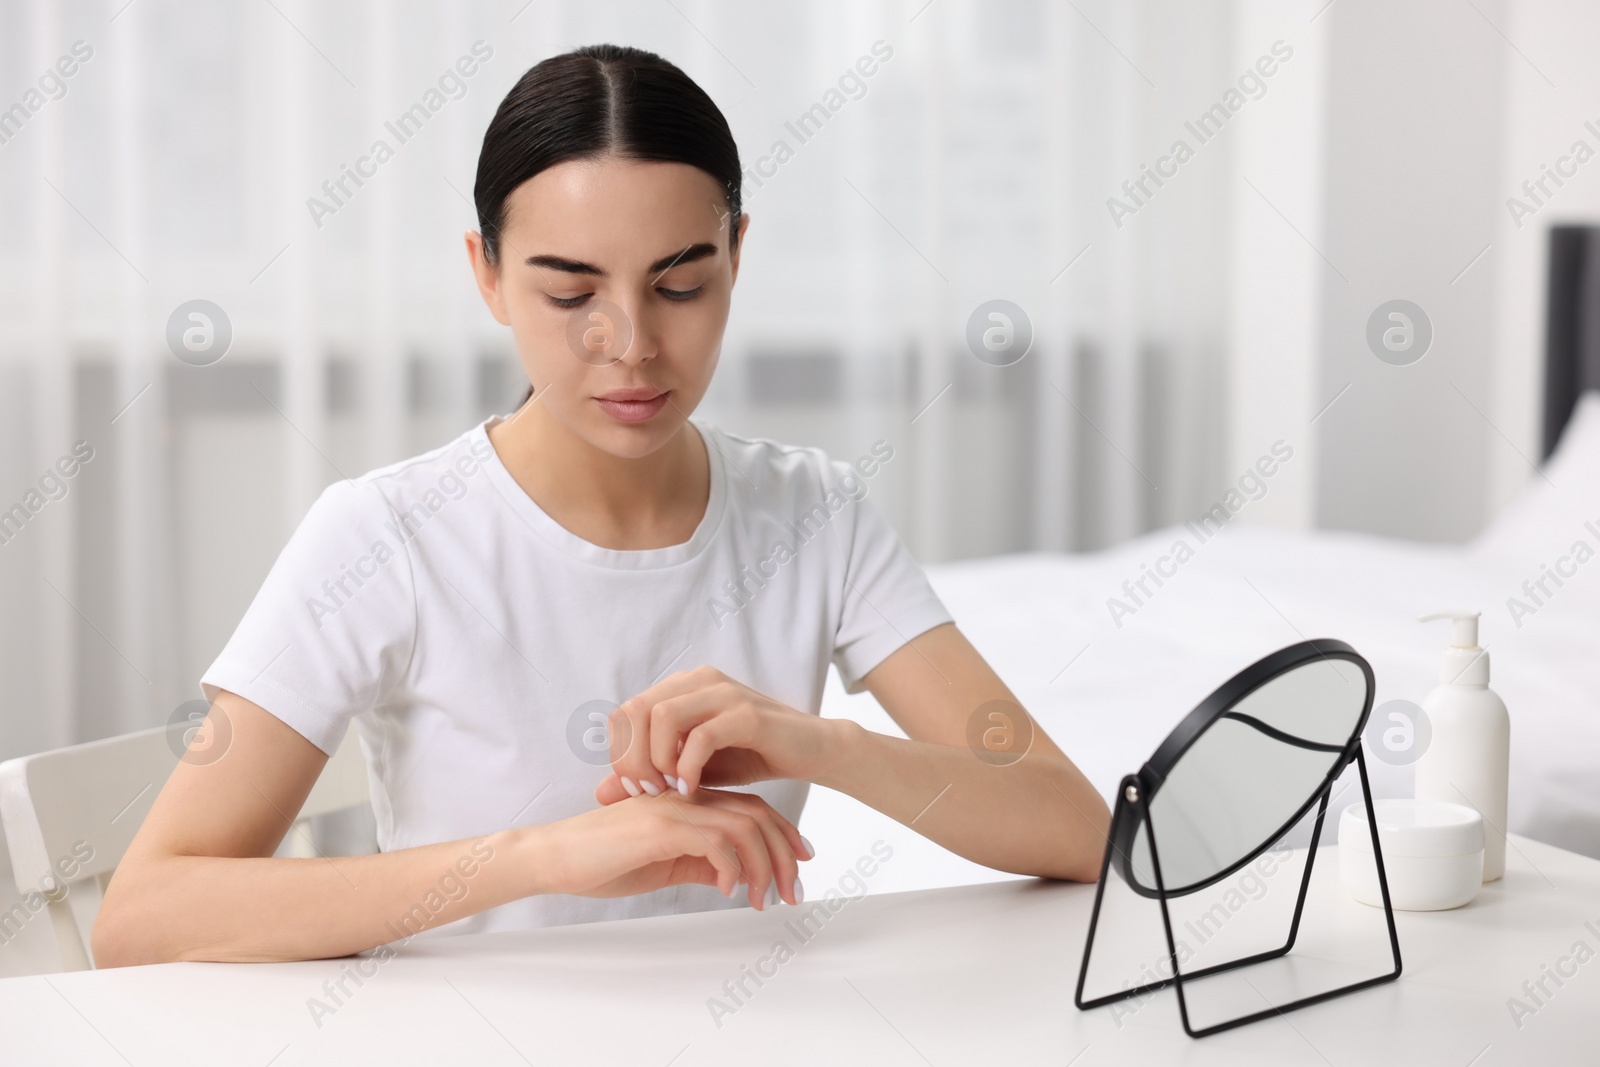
left=1057, top=780, right=1111, bottom=882
left=91, top=869, right=172, bottom=969
left=90, top=900, right=139, bottom=969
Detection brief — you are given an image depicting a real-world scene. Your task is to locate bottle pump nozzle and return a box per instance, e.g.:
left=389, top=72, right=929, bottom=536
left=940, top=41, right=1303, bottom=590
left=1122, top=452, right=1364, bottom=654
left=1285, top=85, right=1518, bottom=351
left=1418, top=610, right=1488, bottom=685
left=1418, top=610, right=1481, bottom=648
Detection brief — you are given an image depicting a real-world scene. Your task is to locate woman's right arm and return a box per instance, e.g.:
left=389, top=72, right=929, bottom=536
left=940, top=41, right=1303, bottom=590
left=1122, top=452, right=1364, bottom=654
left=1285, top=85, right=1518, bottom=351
left=92, top=689, right=808, bottom=967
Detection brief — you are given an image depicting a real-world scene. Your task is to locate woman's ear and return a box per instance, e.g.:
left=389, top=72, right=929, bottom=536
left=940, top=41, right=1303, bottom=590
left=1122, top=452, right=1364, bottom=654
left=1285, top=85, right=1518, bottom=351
left=729, top=212, right=751, bottom=287
left=465, top=230, right=511, bottom=326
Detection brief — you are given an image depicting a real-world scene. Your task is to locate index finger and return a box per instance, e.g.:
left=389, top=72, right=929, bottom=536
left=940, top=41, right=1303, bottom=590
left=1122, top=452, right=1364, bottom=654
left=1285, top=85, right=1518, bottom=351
left=611, top=666, right=726, bottom=792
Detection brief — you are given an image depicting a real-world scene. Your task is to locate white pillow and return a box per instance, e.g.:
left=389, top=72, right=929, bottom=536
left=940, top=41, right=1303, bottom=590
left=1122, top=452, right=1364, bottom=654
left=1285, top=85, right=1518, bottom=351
left=1472, top=389, right=1600, bottom=559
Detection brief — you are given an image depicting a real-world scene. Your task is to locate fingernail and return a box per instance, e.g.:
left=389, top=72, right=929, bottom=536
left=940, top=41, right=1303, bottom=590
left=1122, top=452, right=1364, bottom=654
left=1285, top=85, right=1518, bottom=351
left=621, top=776, right=640, bottom=797
left=794, top=878, right=805, bottom=904
left=676, top=776, right=689, bottom=796
left=765, top=882, right=779, bottom=908
left=663, top=774, right=678, bottom=788
left=800, top=835, right=815, bottom=860
left=640, top=779, right=661, bottom=797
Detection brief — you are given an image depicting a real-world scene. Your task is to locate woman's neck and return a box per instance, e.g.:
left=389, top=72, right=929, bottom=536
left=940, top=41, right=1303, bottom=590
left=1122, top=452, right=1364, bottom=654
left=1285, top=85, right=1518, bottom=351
left=486, top=399, right=710, bottom=551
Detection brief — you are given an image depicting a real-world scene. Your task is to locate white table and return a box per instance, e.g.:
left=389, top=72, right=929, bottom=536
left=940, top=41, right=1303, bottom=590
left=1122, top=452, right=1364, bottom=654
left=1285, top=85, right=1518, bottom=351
left=1, top=834, right=1596, bottom=1065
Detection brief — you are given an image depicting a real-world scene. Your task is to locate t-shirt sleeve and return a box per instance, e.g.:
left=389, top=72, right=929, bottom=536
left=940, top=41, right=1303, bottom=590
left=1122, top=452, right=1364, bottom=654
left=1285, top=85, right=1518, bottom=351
left=829, top=461, right=954, bottom=695
left=200, top=478, right=416, bottom=755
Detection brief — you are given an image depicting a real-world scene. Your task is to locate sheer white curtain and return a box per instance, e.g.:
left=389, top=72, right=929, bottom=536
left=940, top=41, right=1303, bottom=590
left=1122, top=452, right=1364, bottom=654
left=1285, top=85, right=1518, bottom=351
left=0, top=0, right=1237, bottom=754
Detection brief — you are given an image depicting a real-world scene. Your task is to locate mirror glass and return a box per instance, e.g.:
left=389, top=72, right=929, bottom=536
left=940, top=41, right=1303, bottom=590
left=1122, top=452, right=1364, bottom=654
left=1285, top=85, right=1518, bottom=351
left=1125, top=656, right=1369, bottom=895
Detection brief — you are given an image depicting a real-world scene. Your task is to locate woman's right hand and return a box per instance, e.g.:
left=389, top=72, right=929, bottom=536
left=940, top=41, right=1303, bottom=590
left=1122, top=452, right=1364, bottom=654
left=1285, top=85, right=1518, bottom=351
left=531, top=786, right=812, bottom=910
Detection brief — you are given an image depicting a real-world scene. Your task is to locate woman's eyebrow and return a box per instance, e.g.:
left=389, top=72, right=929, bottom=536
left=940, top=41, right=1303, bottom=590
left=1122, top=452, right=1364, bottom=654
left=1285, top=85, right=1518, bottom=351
left=645, top=242, right=717, bottom=279
left=524, top=242, right=718, bottom=279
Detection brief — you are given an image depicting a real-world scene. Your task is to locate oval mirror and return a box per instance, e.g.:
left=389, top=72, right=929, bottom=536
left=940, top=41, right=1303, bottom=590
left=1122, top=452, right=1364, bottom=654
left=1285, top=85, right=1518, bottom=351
left=1112, top=639, right=1375, bottom=897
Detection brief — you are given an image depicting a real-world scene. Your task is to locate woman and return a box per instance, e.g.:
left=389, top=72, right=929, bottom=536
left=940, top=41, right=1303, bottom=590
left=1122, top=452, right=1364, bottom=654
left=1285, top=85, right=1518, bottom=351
left=93, top=43, right=1109, bottom=966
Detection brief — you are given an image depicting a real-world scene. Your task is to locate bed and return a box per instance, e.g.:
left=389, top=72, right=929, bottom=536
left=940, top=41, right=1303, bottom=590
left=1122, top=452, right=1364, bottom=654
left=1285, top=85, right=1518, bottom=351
left=805, top=225, right=1600, bottom=894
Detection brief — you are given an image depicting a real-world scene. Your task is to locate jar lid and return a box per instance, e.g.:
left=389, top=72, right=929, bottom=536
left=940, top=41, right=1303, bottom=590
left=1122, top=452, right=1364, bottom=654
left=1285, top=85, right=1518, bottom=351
left=1339, top=798, right=1485, bottom=858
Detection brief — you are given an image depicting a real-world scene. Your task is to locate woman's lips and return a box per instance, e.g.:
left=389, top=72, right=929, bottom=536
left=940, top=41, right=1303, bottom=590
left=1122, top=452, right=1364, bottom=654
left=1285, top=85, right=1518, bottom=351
left=594, top=391, right=669, bottom=423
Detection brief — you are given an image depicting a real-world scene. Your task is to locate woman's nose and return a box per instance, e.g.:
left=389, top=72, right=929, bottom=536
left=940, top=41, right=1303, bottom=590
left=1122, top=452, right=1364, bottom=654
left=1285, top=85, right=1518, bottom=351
left=568, top=297, right=653, bottom=366
left=608, top=300, right=657, bottom=367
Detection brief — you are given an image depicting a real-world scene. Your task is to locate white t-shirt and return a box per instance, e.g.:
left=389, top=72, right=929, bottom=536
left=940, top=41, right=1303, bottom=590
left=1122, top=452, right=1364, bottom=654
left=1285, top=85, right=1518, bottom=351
left=200, top=415, right=952, bottom=938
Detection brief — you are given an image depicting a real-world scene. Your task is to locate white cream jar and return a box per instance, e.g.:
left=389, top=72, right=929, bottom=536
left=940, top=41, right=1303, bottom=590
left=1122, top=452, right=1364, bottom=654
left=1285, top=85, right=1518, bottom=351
left=1339, top=798, right=1485, bottom=911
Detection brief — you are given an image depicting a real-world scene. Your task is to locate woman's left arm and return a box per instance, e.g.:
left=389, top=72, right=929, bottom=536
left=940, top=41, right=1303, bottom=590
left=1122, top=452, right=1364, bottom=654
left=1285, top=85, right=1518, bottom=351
left=817, top=622, right=1110, bottom=882
left=598, top=622, right=1110, bottom=883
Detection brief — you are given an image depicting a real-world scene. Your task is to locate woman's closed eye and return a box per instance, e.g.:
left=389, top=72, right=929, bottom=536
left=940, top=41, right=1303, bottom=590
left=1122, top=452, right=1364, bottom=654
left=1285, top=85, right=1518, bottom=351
left=545, top=285, right=704, bottom=310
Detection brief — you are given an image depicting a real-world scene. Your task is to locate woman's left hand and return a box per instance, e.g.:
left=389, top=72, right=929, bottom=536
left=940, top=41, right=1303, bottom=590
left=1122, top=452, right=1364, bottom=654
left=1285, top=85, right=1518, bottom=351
left=594, top=665, right=837, bottom=806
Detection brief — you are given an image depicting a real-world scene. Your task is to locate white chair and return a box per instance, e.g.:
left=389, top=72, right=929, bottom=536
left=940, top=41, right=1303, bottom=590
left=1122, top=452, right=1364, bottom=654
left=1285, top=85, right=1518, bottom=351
left=0, top=718, right=370, bottom=972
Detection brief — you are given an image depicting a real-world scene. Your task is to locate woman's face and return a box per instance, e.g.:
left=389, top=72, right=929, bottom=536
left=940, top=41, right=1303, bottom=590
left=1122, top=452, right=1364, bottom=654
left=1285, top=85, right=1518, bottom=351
left=467, top=156, right=749, bottom=459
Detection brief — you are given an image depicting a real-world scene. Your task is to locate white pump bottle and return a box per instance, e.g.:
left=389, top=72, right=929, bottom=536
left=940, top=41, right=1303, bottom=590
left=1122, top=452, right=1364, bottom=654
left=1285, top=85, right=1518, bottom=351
left=1412, top=611, right=1510, bottom=881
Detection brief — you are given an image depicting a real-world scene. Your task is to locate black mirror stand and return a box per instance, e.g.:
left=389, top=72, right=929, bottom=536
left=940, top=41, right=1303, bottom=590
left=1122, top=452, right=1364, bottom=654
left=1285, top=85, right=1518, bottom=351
left=1074, top=745, right=1403, bottom=1038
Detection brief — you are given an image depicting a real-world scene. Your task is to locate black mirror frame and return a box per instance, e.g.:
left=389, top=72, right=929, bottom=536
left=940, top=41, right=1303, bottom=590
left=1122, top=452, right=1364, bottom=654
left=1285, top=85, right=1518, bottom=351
left=1113, top=638, right=1375, bottom=898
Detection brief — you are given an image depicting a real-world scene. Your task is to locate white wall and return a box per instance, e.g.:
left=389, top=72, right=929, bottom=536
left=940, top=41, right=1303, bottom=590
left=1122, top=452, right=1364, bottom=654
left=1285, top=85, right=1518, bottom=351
left=1227, top=0, right=1330, bottom=529
left=1312, top=0, right=1506, bottom=542
left=1230, top=0, right=1586, bottom=544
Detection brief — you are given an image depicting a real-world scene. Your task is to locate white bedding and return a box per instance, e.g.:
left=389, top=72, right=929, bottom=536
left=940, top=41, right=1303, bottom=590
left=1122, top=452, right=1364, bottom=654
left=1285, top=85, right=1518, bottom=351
left=802, top=394, right=1600, bottom=894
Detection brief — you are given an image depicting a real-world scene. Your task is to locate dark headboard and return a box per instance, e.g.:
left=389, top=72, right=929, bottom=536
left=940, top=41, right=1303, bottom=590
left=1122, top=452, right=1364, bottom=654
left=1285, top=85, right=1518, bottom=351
left=1543, top=225, right=1600, bottom=458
